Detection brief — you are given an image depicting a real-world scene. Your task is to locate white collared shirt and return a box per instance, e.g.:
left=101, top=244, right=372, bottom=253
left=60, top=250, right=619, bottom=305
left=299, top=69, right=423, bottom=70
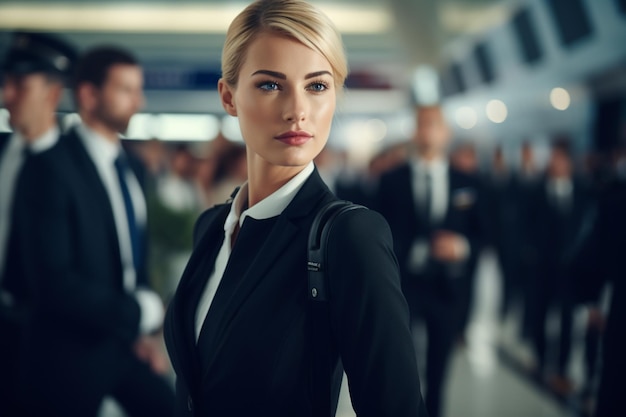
left=0, top=127, right=59, bottom=284
left=195, top=162, right=315, bottom=341
left=407, top=156, right=469, bottom=272
left=410, top=156, right=449, bottom=224
left=76, top=124, right=147, bottom=291
left=548, top=177, right=573, bottom=200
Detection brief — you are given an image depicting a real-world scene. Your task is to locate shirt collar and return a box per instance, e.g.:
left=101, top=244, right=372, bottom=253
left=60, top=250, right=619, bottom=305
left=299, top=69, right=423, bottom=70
left=10, top=126, right=60, bottom=154
left=410, top=156, right=448, bottom=176
left=548, top=177, right=572, bottom=194
left=224, top=162, right=315, bottom=233
left=29, top=126, right=60, bottom=154
left=76, top=123, right=122, bottom=164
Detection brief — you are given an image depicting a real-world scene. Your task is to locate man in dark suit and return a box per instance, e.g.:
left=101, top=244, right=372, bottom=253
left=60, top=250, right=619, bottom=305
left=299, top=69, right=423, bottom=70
left=377, top=105, right=486, bottom=417
left=526, top=141, right=593, bottom=393
left=515, top=141, right=543, bottom=341
left=570, top=176, right=626, bottom=417
left=0, top=30, right=76, bottom=417
left=14, top=46, right=174, bottom=417
left=484, top=145, right=523, bottom=322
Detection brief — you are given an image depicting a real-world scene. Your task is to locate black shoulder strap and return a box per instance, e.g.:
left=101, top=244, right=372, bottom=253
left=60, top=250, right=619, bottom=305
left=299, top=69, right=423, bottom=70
left=307, top=200, right=366, bottom=417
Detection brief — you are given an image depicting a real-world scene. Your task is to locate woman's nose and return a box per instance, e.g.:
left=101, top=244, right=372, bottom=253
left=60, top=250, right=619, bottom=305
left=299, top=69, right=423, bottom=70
left=282, top=92, right=306, bottom=123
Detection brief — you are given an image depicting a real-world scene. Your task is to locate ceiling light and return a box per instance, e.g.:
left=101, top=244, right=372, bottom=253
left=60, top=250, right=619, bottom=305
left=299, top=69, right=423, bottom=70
left=156, top=114, right=219, bottom=141
left=0, top=3, right=391, bottom=34
left=485, top=99, right=507, bottom=123
left=550, top=87, right=571, bottom=111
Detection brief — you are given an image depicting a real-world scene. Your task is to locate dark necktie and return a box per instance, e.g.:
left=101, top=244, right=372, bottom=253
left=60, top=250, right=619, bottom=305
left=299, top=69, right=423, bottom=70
left=114, top=153, right=142, bottom=273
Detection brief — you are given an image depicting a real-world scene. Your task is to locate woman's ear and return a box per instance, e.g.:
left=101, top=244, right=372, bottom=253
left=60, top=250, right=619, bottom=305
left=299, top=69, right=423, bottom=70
left=218, top=79, right=237, bottom=117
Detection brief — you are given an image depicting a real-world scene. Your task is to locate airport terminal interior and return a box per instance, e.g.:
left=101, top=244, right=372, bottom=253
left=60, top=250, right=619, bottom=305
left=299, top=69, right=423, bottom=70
left=1, top=0, right=625, bottom=416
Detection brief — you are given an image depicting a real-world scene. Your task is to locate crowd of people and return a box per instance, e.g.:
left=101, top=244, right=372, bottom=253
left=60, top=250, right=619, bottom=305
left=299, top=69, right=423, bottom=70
left=0, top=1, right=624, bottom=417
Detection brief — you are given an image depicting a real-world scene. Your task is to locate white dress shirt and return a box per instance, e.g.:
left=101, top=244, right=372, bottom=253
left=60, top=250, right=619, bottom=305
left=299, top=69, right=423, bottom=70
left=0, top=127, right=59, bottom=287
left=547, top=177, right=573, bottom=210
left=195, top=162, right=314, bottom=341
left=407, top=157, right=468, bottom=272
left=410, top=157, right=449, bottom=225
left=77, top=124, right=161, bottom=334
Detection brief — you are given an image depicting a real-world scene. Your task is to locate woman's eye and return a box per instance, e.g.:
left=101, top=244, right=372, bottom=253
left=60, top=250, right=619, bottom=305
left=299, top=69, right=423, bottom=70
left=308, top=82, right=329, bottom=92
left=258, top=81, right=280, bottom=91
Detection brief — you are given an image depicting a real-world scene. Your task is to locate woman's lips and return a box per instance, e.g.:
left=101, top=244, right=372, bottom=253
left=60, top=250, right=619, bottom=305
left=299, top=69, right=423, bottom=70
left=275, top=131, right=313, bottom=146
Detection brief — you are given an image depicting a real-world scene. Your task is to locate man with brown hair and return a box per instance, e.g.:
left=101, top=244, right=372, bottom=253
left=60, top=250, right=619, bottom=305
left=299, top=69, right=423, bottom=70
left=14, top=45, right=174, bottom=417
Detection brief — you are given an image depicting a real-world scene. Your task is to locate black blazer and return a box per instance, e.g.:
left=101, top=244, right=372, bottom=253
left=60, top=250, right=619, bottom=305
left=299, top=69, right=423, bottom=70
left=376, top=163, right=485, bottom=289
left=164, top=168, right=427, bottom=417
left=0, top=131, right=9, bottom=155
left=0, top=131, right=13, bottom=292
left=13, top=128, right=148, bottom=395
left=569, top=179, right=625, bottom=416
left=527, top=176, right=593, bottom=275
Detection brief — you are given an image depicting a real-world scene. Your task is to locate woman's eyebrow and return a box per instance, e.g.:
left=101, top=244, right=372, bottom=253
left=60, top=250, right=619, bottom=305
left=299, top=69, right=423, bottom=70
left=251, top=69, right=332, bottom=79
left=251, top=69, right=286, bottom=79
left=304, top=70, right=332, bottom=79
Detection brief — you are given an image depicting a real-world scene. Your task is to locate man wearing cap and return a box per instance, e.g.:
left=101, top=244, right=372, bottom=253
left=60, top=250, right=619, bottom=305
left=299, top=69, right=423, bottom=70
left=0, top=30, right=76, bottom=416
left=14, top=45, right=175, bottom=417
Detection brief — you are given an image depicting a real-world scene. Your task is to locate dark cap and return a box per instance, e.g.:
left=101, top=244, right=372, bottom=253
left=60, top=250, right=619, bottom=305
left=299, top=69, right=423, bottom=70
left=1, top=31, right=77, bottom=80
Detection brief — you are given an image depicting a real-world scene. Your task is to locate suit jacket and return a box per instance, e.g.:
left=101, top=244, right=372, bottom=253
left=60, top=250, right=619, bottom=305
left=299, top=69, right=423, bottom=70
left=0, top=131, right=9, bottom=154
left=569, top=179, right=625, bottom=416
left=13, top=127, right=149, bottom=399
left=164, top=168, right=427, bottom=417
left=1, top=130, right=37, bottom=326
left=376, top=162, right=486, bottom=310
left=0, top=131, right=13, bottom=298
left=527, top=176, right=593, bottom=280
left=0, top=130, right=24, bottom=417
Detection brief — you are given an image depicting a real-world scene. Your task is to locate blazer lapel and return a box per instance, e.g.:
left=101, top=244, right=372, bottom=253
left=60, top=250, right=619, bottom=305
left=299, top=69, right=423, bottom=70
left=200, top=168, right=331, bottom=379
left=65, top=128, right=124, bottom=279
left=167, top=204, right=229, bottom=387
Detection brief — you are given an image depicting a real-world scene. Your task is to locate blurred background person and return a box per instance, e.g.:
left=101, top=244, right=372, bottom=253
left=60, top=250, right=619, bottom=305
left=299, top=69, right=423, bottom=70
left=206, top=141, right=248, bottom=206
left=377, top=105, right=486, bottom=417
left=156, top=144, right=200, bottom=212
left=13, top=45, right=174, bottom=417
left=0, top=30, right=76, bottom=417
left=484, top=145, right=525, bottom=325
left=570, top=163, right=626, bottom=417
left=526, top=139, right=594, bottom=394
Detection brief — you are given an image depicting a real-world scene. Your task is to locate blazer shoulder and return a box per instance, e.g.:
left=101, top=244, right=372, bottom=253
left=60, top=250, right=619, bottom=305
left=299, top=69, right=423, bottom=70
left=193, top=203, right=230, bottom=245
left=326, top=207, right=393, bottom=252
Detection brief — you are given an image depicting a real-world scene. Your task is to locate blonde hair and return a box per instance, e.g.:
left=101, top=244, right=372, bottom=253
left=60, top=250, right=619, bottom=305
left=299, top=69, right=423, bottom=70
left=221, top=0, right=348, bottom=89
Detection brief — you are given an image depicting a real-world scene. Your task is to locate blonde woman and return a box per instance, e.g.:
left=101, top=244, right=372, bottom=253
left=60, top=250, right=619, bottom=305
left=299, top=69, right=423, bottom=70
left=164, top=1, right=427, bottom=415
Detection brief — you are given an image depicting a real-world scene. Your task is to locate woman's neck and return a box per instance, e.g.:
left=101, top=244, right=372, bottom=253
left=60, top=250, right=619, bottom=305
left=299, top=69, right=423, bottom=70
left=246, top=161, right=306, bottom=207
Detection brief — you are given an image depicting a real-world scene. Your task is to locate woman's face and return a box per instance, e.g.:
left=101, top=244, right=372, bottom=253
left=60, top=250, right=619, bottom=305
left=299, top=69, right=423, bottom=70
left=219, top=32, right=336, bottom=171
